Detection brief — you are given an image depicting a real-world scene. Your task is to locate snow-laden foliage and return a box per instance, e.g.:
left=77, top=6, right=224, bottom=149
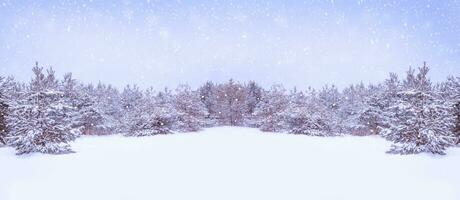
left=0, top=76, right=16, bottom=145
left=360, top=73, right=400, bottom=135
left=213, top=79, right=249, bottom=126
left=77, top=86, right=106, bottom=135
left=198, top=81, right=218, bottom=126
left=59, top=73, right=105, bottom=136
left=317, top=85, right=343, bottom=134
left=119, top=85, right=144, bottom=133
left=87, top=83, right=121, bottom=134
left=173, top=85, right=208, bottom=132
left=243, top=81, right=263, bottom=127
left=198, top=80, right=262, bottom=127
left=254, top=85, right=289, bottom=132
left=1, top=62, right=459, bottom=155
left=125, top=89, right=175, bottom=136
left=381, top=64, right=456, bottom=155
left=438, top=76, right=460, bottom=144
left=5, top=65, right=81, bottom=154
left=284, top=90, right=331, bottom=136
left=339, top=83, right=372, bottom=135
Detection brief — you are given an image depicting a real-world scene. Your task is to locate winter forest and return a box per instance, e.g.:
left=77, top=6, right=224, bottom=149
left=0, top=62, right=459, bottom=155
left=1, top=1, right=460, bottom=200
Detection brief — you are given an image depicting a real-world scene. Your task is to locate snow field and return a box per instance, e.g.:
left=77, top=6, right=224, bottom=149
left=1, top=127, right=459, bottom=200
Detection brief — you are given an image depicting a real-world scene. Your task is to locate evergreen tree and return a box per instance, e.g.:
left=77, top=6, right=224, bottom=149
left=439, top=76, right=460, bottom=144
left=318, top=85, right=343, bottom=134
left=119, top=85, right=143, bottom=133
left=359, top=84, right=384, bottom=135
left=125, top=88, right=175, bottom=136
left=360, top=73, right=401, bottom=135
left=6, top=64, right=81, bottom=154
left=198, top=81, right=221, bottom=126
left=339, top=83, right=369, bottom=135
left=59, top=73, right=85, bottom=131
left=154, top=88, right=178, bottom=132
left=212, top=79, right=248, bottom=126
left=254, top=85, right=289, bottom=132
left=90, top=83, right=121, bottom=134
left=382, top=64, right=456, bottom=155
left=59, top=73, right=110, bottom=136
left=0, top=76, right=15, bottom=145
left=284, top=88, right=331, bottom=136
left=243, top=81, right=262, bottom=127
left=173, top=84, right=208, bottom=132
left=77, top=85, right=107, bottom=135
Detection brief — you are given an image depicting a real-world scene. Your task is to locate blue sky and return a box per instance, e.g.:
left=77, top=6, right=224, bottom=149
left=0, top=0, right=459, bottom=89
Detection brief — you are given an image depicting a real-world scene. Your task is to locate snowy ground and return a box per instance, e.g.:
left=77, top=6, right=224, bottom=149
left=1, top=127, right=459, bottom=200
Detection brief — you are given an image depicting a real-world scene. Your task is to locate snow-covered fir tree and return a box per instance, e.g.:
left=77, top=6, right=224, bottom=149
left=88, top=83, right=121, bottom=134
left=243, top=81, right=262, bottom=127
left=59, top=73, right=86, bottom=131
left=254, top=84, right=289, bottom=132
left=198, top=80, right=262, bottom=127
left=173, top=84, right=208, bottom=132
left=358, top=84, right=384, bottom=135
left=318, top=85, right=343, bottom=134
left=360, top=73, right=401, bottom=135
left=339, top=83, right=370, bottom=135
left=5, top=64, right=81, bottom=154
left=124, top=88, right=155, bottom=136
left=213, top=79, right=249, bottom=126
left=198, top=81, right=218, bottom=126
left=125, top=88, right=175, bottom=136
left=60, top=75, right=111, bottom=136
left=119, top=85, right=144, bottom=133
left=284, top=88, right=331, bottom=136
left=73, top=85, right=106, bottom=135
left=438, top=76, right=460, bottom=144
left=381, top=64, right=456, bottom=155
left=0, top=76, right=15, bottom=145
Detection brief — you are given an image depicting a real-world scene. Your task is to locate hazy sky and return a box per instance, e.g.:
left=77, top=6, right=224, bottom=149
left=0, top=0, right=459, bottom=89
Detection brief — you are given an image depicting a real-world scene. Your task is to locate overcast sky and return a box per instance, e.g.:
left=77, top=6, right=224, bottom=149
left=0, top=0, right=459, bottom=89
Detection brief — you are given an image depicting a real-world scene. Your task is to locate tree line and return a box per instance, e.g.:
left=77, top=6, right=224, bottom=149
left=0, top=62, right=459, bottom=155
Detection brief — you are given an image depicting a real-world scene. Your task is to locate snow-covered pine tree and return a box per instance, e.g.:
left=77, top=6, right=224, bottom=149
left=125, top=88, right=175, bottom=136
left=60, top=75, right=107, bottom=135
left=358, top=84, right=384, bottom=135
left=6, top=64, right=81, bottom=154
left=339, top=83, right=370, bottom=135
left=119, top=85, right=143, bottom=133
left=254, top=84, right=289, bottom=132
left=152, top=88, right=178, bottom=133
left=124, top=88, right=153, bottom=136
left=284, top=88, right=331, bottom=136
left=89, top=82, right=121, bottom=134
left=173, top=84, right=208, bottom=132
left=438, top=76, right=460, bottom=144
left=0, top=76, right=15, bottom=145
left=318, top=85, right=343, bottom=134
left=360, top=73, right=401, bottom=136
left=451, top=78, right=460, bottom=144
left=77, top=85, right=106, bottom=135
left=59, top=73, right=86, bottom=131
left=198, top=81, right=218, bottom=125
left=243, top=81, right=262, bottom=127
left=382, top=64, right=456, bottom=155
left=212, top=79, right=248, bottom=126
left=226, top=80, right=248, bottom=126
left=198, top=80, right=262, bottom=127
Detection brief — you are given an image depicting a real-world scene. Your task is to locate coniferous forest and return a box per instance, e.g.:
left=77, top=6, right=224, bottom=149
left=0, top=62, right=459, bottom=155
